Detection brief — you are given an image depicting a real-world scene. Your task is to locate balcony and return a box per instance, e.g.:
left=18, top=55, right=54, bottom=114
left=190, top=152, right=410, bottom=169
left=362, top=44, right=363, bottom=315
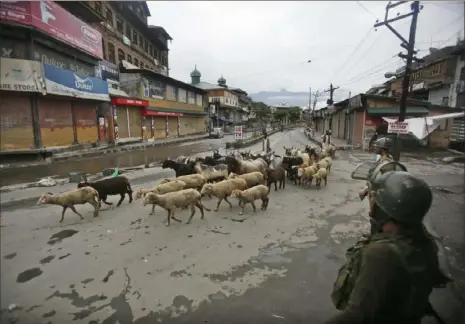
left=208, top=96, right=239, bottom=108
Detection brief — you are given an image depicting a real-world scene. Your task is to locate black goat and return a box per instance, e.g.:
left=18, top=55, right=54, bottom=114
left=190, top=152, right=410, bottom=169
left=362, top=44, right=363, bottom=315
left=213, top=150, right=223, bottom=160
left=161, top=159, right=196, bottom=177
left=266, top=167, right=286, bottom=191
left=282, top=156, right=304, bottom=180
left=77, top=176, right=133, bottom=207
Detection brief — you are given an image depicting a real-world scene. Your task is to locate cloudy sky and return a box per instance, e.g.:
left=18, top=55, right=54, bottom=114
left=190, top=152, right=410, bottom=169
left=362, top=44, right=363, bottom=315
left=148, top=1, right=464, bottom=107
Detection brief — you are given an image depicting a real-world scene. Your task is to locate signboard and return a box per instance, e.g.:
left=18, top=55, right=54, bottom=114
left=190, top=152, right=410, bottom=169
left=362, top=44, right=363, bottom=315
left=0, top=1, right=103, bottom=59
left=234, top=125, right=243, bottom=140
left=388, top=121, right=409, bottom=134
left=95, top=60, right=119, bottom=81
left=143, top=110, right=183, bottom=117
left=43, top=64, right=110, bottom=101
left=111, top=97, right=148, bottom=107
left=0, top=58, right=44, bottom=93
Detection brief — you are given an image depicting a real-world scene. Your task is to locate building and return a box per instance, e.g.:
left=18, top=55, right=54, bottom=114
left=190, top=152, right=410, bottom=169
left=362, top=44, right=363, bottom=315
left=313, top=93, right=463, bottom=149
left=0, top=1, right=110, bottom=152
left=189, top=66, right=249, bottom=132
left=119, top=62, right=207, bottom=140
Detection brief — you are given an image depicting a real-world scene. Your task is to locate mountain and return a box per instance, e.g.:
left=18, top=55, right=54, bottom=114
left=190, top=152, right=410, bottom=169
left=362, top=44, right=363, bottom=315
left=249, top=89, right=328, bottom=108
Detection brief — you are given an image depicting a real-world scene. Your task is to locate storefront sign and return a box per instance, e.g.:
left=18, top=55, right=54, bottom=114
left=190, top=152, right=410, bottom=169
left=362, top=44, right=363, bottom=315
left=95, top=60, right=119, bottom=81
left=111, top=97, right=148, bottom=107
left=43, top=64, right=109, bottom=101
left=0, top=1, right=103, bottom=58
left=33, top=44, right=95, bottom=76
left=142, top=78, right=165, bottom=99
left=143, top=110, right=183, bottom=117
left=234, top=125, right=243, bottom=140
left=388, top=121, right=409, bottom=134
left=1, top=38, right=28, bottom=59
left=0, top=58, right=44, bottom=92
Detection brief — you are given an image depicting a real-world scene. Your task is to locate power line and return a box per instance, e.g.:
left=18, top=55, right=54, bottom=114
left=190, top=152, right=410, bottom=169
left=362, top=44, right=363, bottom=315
left=340, top=58, right=403, bottom=88
left=356, top=1, right=378, bottom=19
left=340, top=54, right=399, bottom=84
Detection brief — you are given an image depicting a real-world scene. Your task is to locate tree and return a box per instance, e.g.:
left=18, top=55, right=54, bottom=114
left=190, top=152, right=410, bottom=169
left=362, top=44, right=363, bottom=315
left=274, top=110, right=288, bottom=121
left=251, top=101, right=271, bottom=126
left=288, top=106, right=302, bottom=123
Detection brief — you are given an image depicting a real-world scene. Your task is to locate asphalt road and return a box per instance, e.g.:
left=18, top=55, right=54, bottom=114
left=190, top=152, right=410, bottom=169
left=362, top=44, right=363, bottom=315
left=1, top=129, right=463, bottom=324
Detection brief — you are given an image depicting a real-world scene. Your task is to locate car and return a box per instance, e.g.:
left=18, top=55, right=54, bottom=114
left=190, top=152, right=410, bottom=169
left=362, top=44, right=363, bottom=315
left=211, top=127, right=224, bottom=138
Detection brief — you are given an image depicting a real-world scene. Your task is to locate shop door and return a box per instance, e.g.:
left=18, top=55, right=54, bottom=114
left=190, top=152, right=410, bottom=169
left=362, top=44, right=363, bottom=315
left=154, top=117, right=166, bottom=139
left=179, top=116, right=192, bottom=135
left=128, top=107, right=142, bottom=138
left=74, top=102, right=98, bottom=144
left=193, top=117, right=205, bottom=134
left=167, top=117, right=178, bottom=138
left=116, top=107, right=129, bottom=139
left=0, top=94, right=34, bottom=151
left=38, top=98, right=74, bottom=147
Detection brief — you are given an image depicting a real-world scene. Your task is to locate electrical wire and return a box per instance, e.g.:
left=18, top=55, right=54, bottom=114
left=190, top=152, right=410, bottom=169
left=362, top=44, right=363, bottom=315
left=356, top=1, right=378, bottom=19
left=340, top=57, right=403, bottom=88
left=340, top=54, right=399, bottom=84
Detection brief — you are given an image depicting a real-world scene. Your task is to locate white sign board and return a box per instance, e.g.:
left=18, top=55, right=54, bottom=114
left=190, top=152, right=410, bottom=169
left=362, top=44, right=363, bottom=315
left=388, top=121, right=409, bottom=134
left=234, top=125, right=243, bottom=140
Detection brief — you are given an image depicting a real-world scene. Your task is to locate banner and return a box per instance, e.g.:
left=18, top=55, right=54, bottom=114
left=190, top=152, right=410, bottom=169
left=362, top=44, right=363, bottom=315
left=0, top=58, right=44, bottom=93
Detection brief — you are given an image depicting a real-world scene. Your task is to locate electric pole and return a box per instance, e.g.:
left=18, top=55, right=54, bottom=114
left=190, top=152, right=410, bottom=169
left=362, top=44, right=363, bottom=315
left=374, top=1, right=423, bottom=161
left=324, top=83, right=340, bottom=105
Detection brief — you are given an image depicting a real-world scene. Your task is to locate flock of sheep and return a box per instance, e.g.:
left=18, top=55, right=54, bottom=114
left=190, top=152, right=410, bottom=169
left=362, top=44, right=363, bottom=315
left=37, top=143, right=337, bottom=226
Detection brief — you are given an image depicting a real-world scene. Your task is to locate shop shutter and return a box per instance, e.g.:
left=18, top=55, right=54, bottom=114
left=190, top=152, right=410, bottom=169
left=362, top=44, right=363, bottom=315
left=0, top=94, right=34, bottom=151
left=143, top=117, right=151, bottom=139
left=74, top=102, right=98, bottom=144
left=193, top=117, right=205, bottom=134
left=116, top=107, right=129, bottom=139
left=154, top=117, right=166, bottom=139
left=167, top=117, right=178, bottom=138
left=128, top=107, right=142, bottom=138
left=38, top=98, right=74, bottom=147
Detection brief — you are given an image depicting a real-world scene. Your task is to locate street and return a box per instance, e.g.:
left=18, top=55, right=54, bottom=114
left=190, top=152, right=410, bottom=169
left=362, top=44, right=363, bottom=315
left=1, top=129, right=463, bottom=324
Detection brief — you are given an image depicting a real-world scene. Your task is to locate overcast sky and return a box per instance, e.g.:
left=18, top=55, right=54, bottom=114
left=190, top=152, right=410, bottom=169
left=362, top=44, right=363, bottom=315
left=148, top=1, right=464, bottom=107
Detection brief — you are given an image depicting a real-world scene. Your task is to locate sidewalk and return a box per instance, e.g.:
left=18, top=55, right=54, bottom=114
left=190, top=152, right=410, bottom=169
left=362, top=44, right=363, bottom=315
left=0, top=133, right=210, bottom=168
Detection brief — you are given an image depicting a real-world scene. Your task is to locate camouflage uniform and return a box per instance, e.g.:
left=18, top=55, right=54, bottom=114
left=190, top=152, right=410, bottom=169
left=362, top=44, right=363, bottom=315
left=327, top=171, right=445, bottom=324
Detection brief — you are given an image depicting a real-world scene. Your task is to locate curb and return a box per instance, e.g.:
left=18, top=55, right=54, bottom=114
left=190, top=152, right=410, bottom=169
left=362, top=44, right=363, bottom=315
left=225, top=127, right=300, bottom=150
left=304, top=131, right=354, bottom=151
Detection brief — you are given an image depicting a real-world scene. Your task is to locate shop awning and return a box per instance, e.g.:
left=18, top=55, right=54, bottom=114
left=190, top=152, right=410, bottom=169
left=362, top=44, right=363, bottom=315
left=144, top=107, right=207, bottom=117
left=367, top=106, right=429, bottom=116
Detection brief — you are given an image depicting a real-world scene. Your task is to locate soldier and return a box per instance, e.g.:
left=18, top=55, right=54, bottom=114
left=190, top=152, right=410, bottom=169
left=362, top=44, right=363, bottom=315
left=327, top=171, right=447, bottom=324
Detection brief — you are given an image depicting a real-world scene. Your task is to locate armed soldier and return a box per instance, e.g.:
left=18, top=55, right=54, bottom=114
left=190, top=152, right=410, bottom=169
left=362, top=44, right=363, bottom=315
left=326, top=171, right=448, bottom=324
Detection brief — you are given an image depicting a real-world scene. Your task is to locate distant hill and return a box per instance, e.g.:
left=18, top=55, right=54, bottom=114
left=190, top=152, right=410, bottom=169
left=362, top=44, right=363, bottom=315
left=249, top=89, right=329, bottom=108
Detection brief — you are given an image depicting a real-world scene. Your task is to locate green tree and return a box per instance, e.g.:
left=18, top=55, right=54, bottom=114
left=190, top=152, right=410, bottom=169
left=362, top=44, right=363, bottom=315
left=251, top=101, right=272, bottom=125
left=274, top=110, right=288, bottom=121
left=288, top=106, right=302, bottom=122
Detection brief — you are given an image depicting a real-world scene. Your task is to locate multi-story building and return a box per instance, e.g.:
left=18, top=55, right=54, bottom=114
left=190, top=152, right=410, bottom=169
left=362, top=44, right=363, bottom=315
left=0, top=1, right=110, bottom=151
left=189, top=66, right=249, bottom=132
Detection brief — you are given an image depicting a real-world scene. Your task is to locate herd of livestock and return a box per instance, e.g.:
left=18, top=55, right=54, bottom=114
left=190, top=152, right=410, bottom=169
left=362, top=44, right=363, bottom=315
left=37, top=143, right=337, bottom=226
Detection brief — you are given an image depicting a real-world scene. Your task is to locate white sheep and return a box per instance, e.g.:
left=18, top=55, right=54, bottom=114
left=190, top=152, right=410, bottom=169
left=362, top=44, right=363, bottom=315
left=230, top=184, right=270, bottom=215
left=134, top=180, right=186, bottom=214
left=200, top=178, right=248, bottom=211
left=317, top=156, right=332, bottom=172
left=298, top=165, right=319, bottom=187
left=228, top=171, right=265, bottom=188
left=142, top=189, right=211, bottom=226
left=161, top=174, right=207, bottom=190
left=313, top=167, right=328, bottom=186
left=37, top=187, right=100, bottom=223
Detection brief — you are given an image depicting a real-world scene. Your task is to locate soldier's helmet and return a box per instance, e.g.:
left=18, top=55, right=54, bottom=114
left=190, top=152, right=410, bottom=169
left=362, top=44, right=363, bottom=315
left=373, top=137, right=393, bottom=151
left=371, top=171, right=432, bottom=226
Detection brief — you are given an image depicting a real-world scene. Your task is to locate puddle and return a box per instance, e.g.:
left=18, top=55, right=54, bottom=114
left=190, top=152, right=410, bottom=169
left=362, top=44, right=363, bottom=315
left=102, top=270, right=114, bottom=283
left=17, top=267, right=43, bottom=283
left=40, top=255, right=55, bottom=264
left=47, top=229, right=79, bottom=245
left=4, top=252, right=17, bottom=260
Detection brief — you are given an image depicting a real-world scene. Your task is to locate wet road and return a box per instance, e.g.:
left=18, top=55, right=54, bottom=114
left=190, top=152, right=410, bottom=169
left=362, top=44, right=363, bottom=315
left=1, top=129, right=463, bottom=324
left=0, top=134, right=242, bottom=187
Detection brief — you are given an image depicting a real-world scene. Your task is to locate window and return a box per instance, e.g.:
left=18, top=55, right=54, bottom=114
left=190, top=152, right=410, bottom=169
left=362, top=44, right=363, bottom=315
left=108, top=42, right=115, bottom=64
left=140, top=62, right=144, bottom=69
left=105, top=7, right=113, bottom=26
left=134, top=58, right=139, bottom=66
left=118, top=49, right=125, bottom=63
left=153, top=50, right=159, bottom=61
left=431, top=63, right=443, bottom=76
left=102, top=42, right=106, bottom=60
left=116, top=17, right=124, bottom=34
left=144, top=40, right=148, bottom=53
left=94, top=1, right=102, bottom=14
left=149, top=44, right=153, bottom=57
left=138, top=35, right=143, bottom=48
left=127, top=54, right=132, bottom=64
left=132, top=30, right=138, bottom=45
left=125, top=24, right=131, bottom=38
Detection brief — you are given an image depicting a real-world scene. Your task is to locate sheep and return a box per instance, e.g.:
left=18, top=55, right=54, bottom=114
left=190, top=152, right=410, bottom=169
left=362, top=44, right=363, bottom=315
left=37, top=187, right=100, bottom=223
left=225, top=156, right=267, bottom=179
left=298, top=165, right=318, bottom=187
left=230, top=185, right=270, bottom=215
left=200, top=178, right=248, bottom=211
left=77, top=176, right=133, bottom=207
left=269, top=152, right=283, bottom=169
left=161, top=174, right=207, bottom=190
left=228, top=171, right=265, bottom=188
left=143, top=189, right=211, bottom=226
left=134, top=180, right=186, bottom=214
left=314, top=167, right=328, bottom=186
left=194, top=163, right=229, bottom=182
left=265, top=167, right=286, bottom=191
left=317, top=156, right=333, bottom=172
left=161, top=159, right=196, bottom=177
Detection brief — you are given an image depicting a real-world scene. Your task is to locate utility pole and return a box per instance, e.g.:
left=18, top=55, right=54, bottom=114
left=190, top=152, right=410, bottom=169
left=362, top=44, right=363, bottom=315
left=312, top=90, right=320, bottom=111
left=324, top=83, right=340, bottom=105
left=374, top=1, right=423, bottom=161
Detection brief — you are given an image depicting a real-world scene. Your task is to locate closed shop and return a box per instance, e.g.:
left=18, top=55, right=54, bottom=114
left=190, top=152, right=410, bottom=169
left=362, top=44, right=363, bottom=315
left=167, top=117, right=178, bottom=138
left=114, top=106, right=142, bottom=139
left=179, top=116, right=205, bottom=135
left=74, top=102, right=98, bottom=144
left=116, top=106, right=129, bottom=139
left=143, top=117, right=151, bottom=140
left=38, top=98, right=74, bottom=147
left=0, top=94, right=34, bottom=151
left=154, top=117, right=166, bottom=139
